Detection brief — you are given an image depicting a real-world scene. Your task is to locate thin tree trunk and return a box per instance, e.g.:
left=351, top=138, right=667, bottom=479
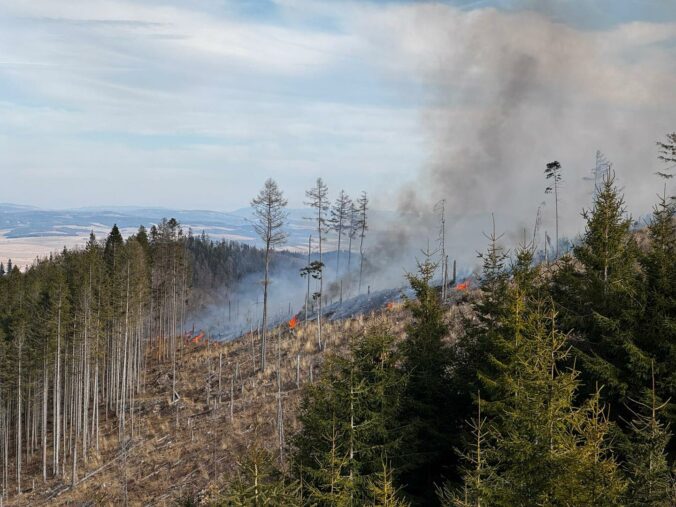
left=42, top=359, right=48, bottom=482
left=261, top=237, right=271, bottom=371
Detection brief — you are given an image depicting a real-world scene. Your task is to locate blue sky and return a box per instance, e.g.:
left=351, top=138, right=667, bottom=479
left=0, top=0, right=674, bottom=229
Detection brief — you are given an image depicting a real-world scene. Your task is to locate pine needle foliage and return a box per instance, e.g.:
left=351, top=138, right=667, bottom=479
left=456, top=294, right=626, bottom=506
left=551, top=170, right=647, bottom=421
left=292, top=325, right=404, bottom=505
left=216, top=446, right=300, bottom=506
left=396, top=256, right=456, bottom=505
left=623, top=365, right=675, bottom=507
left=369, top=460, right=409, bottom=507
left=639, top=191, right=676, bottom=435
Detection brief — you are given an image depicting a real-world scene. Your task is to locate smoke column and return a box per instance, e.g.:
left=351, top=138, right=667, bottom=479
left=357, top=2, right=676, bottom=266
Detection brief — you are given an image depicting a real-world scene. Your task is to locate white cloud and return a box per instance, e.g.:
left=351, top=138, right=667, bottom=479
left=337, top=2, right=676, bottom=238
left=0, top=0, right=674, bottom=242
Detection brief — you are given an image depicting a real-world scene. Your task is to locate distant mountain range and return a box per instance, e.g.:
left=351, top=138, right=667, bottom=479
left=0, top=202, right=501, bottom=274
left=0, top=203, right=320, bottom=249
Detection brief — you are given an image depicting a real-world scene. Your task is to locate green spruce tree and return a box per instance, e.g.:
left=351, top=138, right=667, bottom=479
left=396, top=255, right=455, bottom=505
left=639, top=190, right=676, bottom=439
left=293, top=325, right=403, bottom=505
left=217, top=446, right=300, bottom=506
left=487, top=297, right=625, bottom=506
left=551, top=170, right=647, bottom=424
left=623, top=364, right=675, bottom=506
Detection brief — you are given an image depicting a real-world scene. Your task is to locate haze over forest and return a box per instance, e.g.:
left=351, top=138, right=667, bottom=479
left=2, top=0, right=675, bottom=248
left=0, top=1, right=674, bottom=506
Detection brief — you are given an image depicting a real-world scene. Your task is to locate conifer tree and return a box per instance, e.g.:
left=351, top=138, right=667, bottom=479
left=251, top=178, right=288, bottom=371
left=657, top=132, right=676, bottom=167
left=355, top=192, right=369, bottom=293
left=437, top=392, right=495, bottom=507
left=346, top=202, right=358, bottom=277
left=293, top=325, right=403, bottom=504
left=584, top=150, right=610, bottom=196
left=304, top=415, right=355, bottom=506
left=329, top=190, right=352, bottom=279
left=544, top=160, right=563, bottom=258
left=623, top=365, right=675, bottom=506
left=305, top=178, right=329, bottom=349
left=369, top=461, right=409, bottom=507
left=453, top=218, right=514, bottom=419
left=551, top=170, right=647, bottom=420
left=218, top=446, right=299, bottom=506
left=396, top=255, right=455, bottom=505
left=134, top=225, right=151, bottom=261
left=639, top=189, right=676, bottom=434
left=104, top=224, right=124, bottom=268
left=485, top=297, right=625, bottom=506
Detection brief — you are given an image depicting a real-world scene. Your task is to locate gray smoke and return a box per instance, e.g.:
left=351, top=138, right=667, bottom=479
left=191, top=3, right=676, bottom=336
left=360, top=2, right=676, bottom=268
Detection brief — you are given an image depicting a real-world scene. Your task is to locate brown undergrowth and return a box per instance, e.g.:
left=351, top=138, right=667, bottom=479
left=10, top=295, right=473, bottom=506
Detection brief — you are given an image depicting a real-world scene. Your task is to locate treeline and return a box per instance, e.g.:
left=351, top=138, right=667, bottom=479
left=0, top=214, right=317, bottom=500
left=218, top=161, right=675, bottom=503
left=186, top=230, right=300, bottom=292
left=0, top=218, right=190, bottom=496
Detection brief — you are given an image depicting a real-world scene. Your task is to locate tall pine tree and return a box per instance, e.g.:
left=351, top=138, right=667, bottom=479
left=396, top=256, right=455, bottom=505
left=551, top=170, right=647, bottom=428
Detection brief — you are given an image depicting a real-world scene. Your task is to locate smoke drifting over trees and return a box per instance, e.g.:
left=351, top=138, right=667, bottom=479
left=353, top=3, right=676, bottom=265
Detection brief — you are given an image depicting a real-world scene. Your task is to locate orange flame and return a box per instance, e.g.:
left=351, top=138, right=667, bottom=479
left=386, top=302, right=395, bottom=310
left=289, top=315, right=298, bottom=330
left=455, top=281, right=470, bottom=291
left=191, top=331, right=205, bottom=344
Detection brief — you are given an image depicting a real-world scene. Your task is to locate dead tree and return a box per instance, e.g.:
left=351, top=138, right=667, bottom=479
left=305, top=235, right=312, bottom=325
left=304, top=178, right=329, bottom=349
left=355, top=192, right=369, bottom=293
left=434, top=199, right=447, bottom=300
left=544, top=161, right=563, bottom=258
left=251, top=178, right=288, bottom=371
left=329, top=190, right=352, bottom=280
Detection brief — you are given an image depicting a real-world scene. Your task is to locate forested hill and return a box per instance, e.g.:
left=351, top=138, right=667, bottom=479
left=0, top=161, right=675, bottom=505
left=0, top=218, right=297, bottom=500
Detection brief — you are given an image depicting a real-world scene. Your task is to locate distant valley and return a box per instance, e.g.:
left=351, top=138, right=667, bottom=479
left=0, top=203, right=317, bottom=268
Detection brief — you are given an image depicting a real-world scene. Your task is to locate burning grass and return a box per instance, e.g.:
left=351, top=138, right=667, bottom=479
left=13, top=294, right=474, bottom=506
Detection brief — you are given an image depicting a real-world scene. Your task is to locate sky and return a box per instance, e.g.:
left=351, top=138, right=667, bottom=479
left=0, top=0, right=675, bottom=229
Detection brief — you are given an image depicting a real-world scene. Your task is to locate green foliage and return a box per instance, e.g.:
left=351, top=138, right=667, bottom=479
left=216, top=447, right=299, bottom=506
left=458, top=228, right=513, bottom=406
left=457, top=296, right=626, bottom=506
left=437, top=393, right=496, bottom=507
left=623, top=372, right=675, bottom=507
left=639, top=192, right=676, bottom=435
left=186, top=229, right=302, bottom=292
left=452, top=234, right=535, bottom=430
left=551, top=170, right=648, bottom=427
left=368, top=461, right=409, bottom=507
left=396, top=256, right=455, bottom=505
left=292, top=325, right=404, bottom=505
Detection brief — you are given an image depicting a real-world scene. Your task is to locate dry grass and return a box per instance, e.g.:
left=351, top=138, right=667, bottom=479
left=9, top=297, right=472, bottom=506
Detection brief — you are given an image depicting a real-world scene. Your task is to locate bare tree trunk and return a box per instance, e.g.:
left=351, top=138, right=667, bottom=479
left=358, top=232, right=366, bottom=294
left=305, top=235, right=311, bottom=325
left=16, top=337, right=22, bottom=495
left=261, top=237, right=271, bottom=372
left=554, top=179, right=559, bottom=258
left=121, top=261, right=130, bottom=438
left=318, top=219, right=323, bottom=350
left=42, top=359, right=48, bottom=482
left=229, top=376, right=234, bottom=423
left=277, top=329, right=284, bottom=463
left=218, top=353, right=222, bottom=404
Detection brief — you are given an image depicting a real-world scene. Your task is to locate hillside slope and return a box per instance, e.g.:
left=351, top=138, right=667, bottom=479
left=11, top=296, right=471, bottom=506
